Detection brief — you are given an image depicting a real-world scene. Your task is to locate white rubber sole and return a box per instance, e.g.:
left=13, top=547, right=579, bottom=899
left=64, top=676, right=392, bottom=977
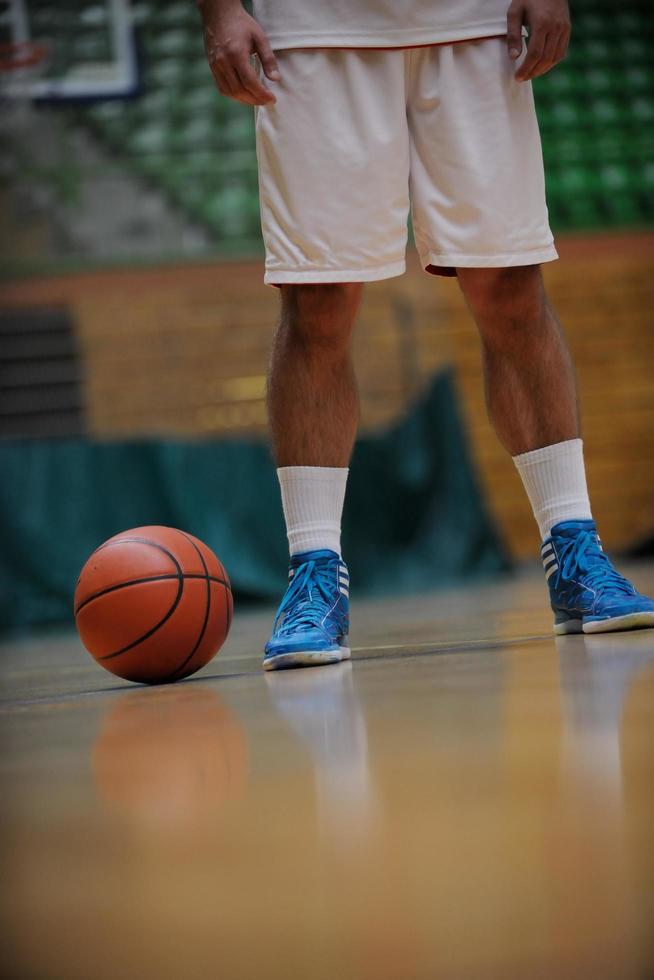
left=554, top=612, right=654, bottom=635
left=554, top=618, right=584, bottom=635
left=263, top=646, right=351, bottom=671
left=582, top=611, right=654, bottom=634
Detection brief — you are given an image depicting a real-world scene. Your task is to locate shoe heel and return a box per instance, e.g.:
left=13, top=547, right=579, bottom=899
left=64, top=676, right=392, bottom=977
left=553, top=611, right=583, bottom=635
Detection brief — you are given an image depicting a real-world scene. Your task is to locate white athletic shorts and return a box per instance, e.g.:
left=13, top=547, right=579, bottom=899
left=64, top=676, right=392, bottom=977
left=254, top=37, right=557, bottom=285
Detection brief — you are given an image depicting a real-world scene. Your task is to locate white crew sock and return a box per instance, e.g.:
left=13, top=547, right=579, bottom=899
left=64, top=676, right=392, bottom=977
left=513, top=438, right=593, bottom=541
left=277, top=466, right=348, bottom=557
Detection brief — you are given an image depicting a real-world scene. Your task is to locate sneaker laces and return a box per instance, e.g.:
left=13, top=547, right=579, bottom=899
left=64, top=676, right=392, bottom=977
left=274, top=559, right=338, bottom=636
left=557, top=529, right=635, bottom=597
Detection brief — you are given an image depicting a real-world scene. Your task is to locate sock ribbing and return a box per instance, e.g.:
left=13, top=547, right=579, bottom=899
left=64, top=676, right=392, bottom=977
left=277, top=466, right=348, bottom=557
left=513, top=438, right=592, bottom=540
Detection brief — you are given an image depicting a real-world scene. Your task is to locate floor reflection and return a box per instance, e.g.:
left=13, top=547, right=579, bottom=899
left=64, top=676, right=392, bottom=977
left=554, top=629, right=654, bottom=974
left=556, top=629, right=654, bottom=788
left=92, top=686, right=249, bottom=827
left=265, top=662, right=377, bottom=840
left=558, top=629, right=654, bottom=723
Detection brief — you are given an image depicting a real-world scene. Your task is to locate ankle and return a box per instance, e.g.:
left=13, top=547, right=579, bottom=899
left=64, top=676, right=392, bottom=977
left=514, top=439, right=592, bottom=540
left=278, top=466, right=348, bottom=557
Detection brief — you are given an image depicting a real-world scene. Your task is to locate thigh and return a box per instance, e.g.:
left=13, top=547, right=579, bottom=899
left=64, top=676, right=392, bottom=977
left=407, top=38, right=557, bottom=275
left=255, top=48, right=411, bottom=285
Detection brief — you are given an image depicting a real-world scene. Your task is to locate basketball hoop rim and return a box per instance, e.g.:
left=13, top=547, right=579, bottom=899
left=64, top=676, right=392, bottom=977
left=0, top=41, right=48, bottom=73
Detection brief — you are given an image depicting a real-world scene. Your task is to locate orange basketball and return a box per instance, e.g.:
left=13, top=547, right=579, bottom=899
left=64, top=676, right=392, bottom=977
left=74, top=526, right=232, bottom=685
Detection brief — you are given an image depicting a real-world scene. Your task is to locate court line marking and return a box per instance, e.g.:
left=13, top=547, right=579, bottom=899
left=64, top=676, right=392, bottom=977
left=0, top=631, right=556, bottom=709
left=351, top=633, right=552, bottom=654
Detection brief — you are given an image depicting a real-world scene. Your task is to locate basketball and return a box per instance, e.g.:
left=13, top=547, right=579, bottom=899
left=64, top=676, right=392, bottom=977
left=74, top=526, right=233, bottom=685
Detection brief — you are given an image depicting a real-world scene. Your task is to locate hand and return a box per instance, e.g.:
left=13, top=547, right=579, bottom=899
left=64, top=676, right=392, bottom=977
left=198, top=0, right=280, bottom=106
left=506, top=0, right=571, bottom=81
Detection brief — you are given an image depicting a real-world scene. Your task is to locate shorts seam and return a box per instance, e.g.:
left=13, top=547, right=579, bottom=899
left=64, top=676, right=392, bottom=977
left=420, top=245, right=558, bottom=268
left=264, top=259, right=406, bottom=284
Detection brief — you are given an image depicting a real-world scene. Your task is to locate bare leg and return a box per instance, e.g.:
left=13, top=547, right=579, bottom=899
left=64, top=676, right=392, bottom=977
left=264, top=284, right=362, bottom=670
left=267, top=283, right=363, bottom=467
left=456, top=268, right=654, bottom=635
left=457, top=265, right=579, bottom=456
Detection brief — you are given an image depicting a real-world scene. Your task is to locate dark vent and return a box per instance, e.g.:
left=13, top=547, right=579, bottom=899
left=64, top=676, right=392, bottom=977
left=0, top=308, right=86, bottom=438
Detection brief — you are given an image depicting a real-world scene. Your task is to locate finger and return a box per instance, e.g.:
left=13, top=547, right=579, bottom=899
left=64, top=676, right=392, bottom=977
left=506, top=1, right=524, bottom=60
left=526, top=30, right=558, bottom=79
left=213, top=63, right=257, bottom=105
left=210, top=61, right=238, bottom=96
left=253, top=32, right=280, bottom=81
left=234, top=57, right=276, bottom=105
left=529, top=29, right=563, bottom=79
left=551, top=27, right=571, bottom=66
left=206, top=46, right=236, bottom=93
left=515, top=28, right=547, bottom=81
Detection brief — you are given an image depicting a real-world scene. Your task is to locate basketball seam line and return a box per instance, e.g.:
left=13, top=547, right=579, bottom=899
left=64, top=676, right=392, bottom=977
left=165, top=531, right=212, bottom=681
left=93, top=539, right=185, bottom=661
left=74, top=573, right=229, bottom=617
left=225, top=577, right=233, bottom=634
left=76, top=536, right=177, bottom=593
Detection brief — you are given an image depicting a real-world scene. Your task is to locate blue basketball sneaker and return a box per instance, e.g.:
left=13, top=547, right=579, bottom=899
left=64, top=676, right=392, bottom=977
left=542, top=519, right=654, bottom=634
left=264, top=549, right=351, bottom=670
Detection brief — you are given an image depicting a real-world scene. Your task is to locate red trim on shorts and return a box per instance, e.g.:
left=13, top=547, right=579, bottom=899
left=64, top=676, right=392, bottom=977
left=426, top=264, right=457, bottom=278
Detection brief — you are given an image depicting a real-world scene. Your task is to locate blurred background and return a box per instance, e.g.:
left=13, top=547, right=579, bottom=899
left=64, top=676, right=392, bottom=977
left=1, top=0, right=653, bottom=634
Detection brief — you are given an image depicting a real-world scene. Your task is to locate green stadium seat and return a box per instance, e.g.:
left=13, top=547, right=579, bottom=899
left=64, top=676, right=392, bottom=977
left=151, top=30, right=193, bottom=57
left=146, top=58, right=187, bottom=87
left=182, top=86, right=220, bottom=114
left=130, top=123, right=169, bottom=154
left=623, top=67, right=650, bottom=93
left=631, top=99, right=654, bottom=124
left=614, top=11, right=640, bottom=33
left=589, top=98, right=623, bottom=128
left=619, top=38, right=648, bottom=63
left=131, top=2, right=155, bottom=26
left=79, top=6, right=108, bottom=28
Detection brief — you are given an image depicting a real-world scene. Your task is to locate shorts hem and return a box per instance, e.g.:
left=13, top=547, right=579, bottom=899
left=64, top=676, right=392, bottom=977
left=421, top=245, right=559, bottom=274
left=264, top=260, right=406, bottom=286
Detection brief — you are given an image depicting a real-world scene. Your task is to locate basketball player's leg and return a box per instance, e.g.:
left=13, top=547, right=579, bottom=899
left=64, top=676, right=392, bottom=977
left=456, top=265, right=579, bottom=456
left=256, top=47, right=410, bottom=668
left=408, top=37, right=654, bottom=634
left=262, top=284, right=361, bottom=671
left=268, top=283, right=362, bottom=469
left=457, top=262, right=654, bottom=633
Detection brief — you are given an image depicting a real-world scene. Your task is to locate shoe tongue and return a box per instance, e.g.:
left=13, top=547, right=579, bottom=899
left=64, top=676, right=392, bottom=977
left=290, top=548, right=340, bottom=568
left=550, top=519, right=597, bottom=538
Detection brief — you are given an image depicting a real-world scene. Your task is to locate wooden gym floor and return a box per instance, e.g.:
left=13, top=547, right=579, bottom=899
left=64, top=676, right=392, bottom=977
left=2, top=563, right=654, bottom=980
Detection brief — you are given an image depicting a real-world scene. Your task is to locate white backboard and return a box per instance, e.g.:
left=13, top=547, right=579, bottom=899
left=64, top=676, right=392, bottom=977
left=1, top=0, right=139, bottom=99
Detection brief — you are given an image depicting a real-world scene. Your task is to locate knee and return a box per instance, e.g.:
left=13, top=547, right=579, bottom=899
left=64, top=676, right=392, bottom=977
left=279, top=283, right=362, bottom=350
left=458, top=266, right=545, bottom=338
